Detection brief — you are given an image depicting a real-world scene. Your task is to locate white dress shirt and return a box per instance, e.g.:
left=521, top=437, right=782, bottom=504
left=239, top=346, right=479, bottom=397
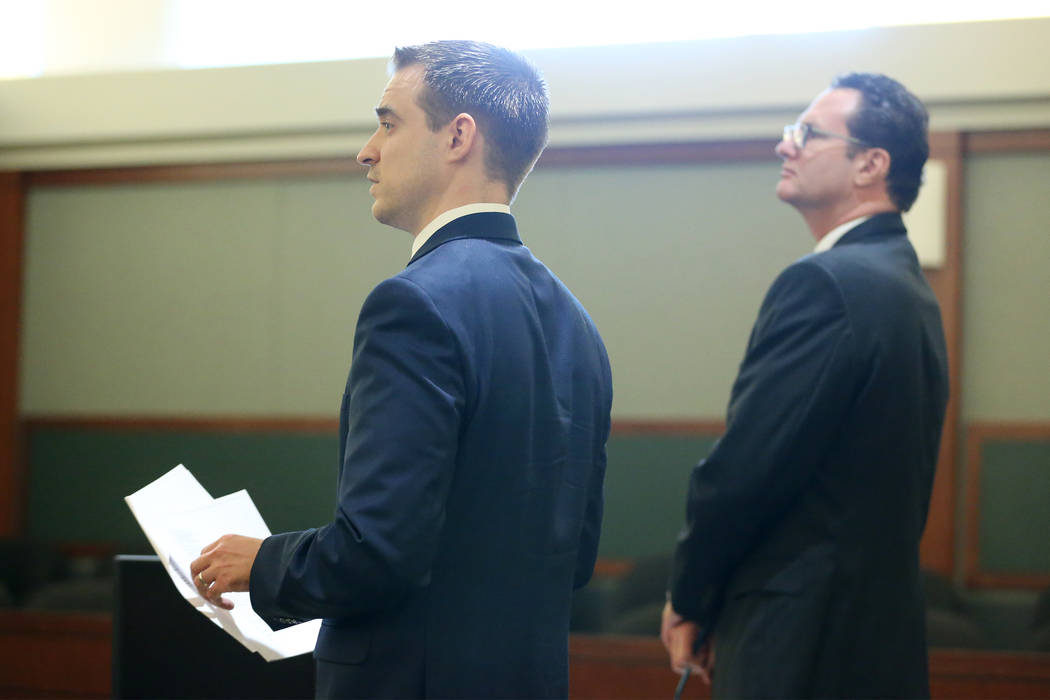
left=411, top=203, right=512, bottom=257
left=814, top=216, right=872, bottom=254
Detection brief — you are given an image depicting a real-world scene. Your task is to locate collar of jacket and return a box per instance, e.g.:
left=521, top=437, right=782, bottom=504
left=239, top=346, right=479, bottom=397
left=835, top=211, right=907, bottom=247
left=407, top=212, right=522, bottom=265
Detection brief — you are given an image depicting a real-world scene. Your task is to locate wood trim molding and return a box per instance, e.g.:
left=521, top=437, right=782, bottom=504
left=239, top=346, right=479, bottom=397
left=965, top=421, right=1050, bottom=589
left=21, top=415, right=725, bottom=437
left=22, top=415, right=339, bottom=434
left=19, top=128, right=1050, bottom=189
left=22, top=138, right=781, bottom=187
left=964, top=129, right=1050, bottom=154
left=0, top=173, right=26, bottom=537
left=610, top=419, right=724, bottom=436
left=539, top=139, right=779, bottom=168
left=25, top=158, right=363, bottom=187
left=917, top=131, right=964, bottom=576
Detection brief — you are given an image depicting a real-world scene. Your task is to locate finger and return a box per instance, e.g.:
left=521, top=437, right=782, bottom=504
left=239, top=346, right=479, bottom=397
left=202, top=580, right=222, bottom=604
left=189, top=555, right=207, bottom=578
left=696, top=642, right=714, bottom=685
left=203, top=582, right=234, bottom=610
left=199, top=537, right=224, bottom=555
left=669, top=632, right=690, bottom=672
left=668, top=640, right=682, bottom=672
left=194, top=569, right=211, bottom=595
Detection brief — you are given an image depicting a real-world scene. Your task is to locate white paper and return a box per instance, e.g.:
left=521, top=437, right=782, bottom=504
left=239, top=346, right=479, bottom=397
left=125, top=464, right=320, bottom=660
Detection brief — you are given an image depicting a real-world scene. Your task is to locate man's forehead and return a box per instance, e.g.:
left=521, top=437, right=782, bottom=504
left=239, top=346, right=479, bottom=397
left=801, top=87, right=860, bottom=124
left=377, top=65, right=425, bottom=110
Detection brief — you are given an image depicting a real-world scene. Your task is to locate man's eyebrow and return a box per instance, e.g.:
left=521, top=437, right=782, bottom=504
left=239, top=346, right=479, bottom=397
left=375, top=106, right=398, bottom=120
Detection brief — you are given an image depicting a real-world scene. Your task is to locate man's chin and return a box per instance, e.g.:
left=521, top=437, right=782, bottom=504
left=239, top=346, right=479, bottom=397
left=371, top=205, right=414, bottom=234
left=775, top=182, right=795, bottom=203
left=371, top=202, right=391, bottom=225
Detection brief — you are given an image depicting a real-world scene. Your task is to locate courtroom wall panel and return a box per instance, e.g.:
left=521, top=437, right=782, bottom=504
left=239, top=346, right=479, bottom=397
left=20, top=162, right=806, bottom=419
left=23, top=419, right=715, bottom=561
left=962, top=152, right=1050, bottom=423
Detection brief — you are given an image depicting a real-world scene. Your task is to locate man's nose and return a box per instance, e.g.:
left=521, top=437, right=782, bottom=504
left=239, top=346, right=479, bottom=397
left=774, top=137, right=795, bottom=160
left=357, top=136, right=378, bottom=166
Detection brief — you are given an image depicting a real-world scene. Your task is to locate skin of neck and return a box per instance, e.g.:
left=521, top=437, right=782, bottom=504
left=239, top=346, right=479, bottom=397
left=803, top=189, right=898, bottom=242
left=411, top=131, right=511, bottom=236
left=424, top=172, right=510, bottom=228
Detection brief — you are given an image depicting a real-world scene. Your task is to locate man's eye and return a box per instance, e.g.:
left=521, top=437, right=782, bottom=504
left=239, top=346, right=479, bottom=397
left=380, top=122, right=393, bottom=131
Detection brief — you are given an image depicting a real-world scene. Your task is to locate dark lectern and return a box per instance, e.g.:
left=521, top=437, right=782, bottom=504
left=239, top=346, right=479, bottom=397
left=113, top=555, right=314, bottom=698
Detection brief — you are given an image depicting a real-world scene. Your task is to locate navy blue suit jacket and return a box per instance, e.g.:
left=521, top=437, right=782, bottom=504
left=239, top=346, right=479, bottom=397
left=250, top=212, right=612, bottom=698
left=671, top=213, right=949, bottom=699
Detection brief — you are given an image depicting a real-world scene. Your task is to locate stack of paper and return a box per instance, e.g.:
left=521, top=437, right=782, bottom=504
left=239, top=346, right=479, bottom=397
left=125, top=464, right=320, bottom=661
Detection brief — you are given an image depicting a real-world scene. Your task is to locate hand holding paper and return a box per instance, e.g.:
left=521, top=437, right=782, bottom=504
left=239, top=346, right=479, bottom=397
left=190, top=534, right=263, bottom=609
left=125, top=464, right=320, bottom=660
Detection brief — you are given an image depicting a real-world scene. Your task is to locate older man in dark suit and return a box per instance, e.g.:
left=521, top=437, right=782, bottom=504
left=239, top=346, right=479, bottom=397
left=190, top=41, right=612, bottom=699
left=662, top=73, right=949, bottom=699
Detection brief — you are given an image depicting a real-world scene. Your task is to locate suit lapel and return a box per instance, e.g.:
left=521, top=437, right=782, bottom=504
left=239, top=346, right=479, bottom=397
left=408, top=212, right=521, bottom=265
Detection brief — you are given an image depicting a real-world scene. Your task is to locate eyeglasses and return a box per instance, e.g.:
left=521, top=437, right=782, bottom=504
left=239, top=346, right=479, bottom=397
left=782, top=122, right=872, bottom=150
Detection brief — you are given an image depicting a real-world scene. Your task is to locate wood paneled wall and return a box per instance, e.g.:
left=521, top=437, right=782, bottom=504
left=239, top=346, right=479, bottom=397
left=0, top=173, right=25, bottom=536
left=7, top=129, right=1050, bottom=574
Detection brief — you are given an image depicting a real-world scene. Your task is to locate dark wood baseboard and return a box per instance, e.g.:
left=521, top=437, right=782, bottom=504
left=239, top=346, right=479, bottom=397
left=0, top=611, right=111, bottom=698
left=2, top=612, right=1048, bottom=699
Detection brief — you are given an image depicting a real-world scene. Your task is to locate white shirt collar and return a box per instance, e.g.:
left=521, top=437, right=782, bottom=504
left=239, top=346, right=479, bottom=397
left=814, top=215, right=872, bottom=254
left=411, top=203, right=511, bottom=257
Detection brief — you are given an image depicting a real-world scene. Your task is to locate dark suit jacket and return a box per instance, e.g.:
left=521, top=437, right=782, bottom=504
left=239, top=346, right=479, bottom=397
left=671, top=213, right=949, bottom=699
left=250, top=212, right=612, bottom=699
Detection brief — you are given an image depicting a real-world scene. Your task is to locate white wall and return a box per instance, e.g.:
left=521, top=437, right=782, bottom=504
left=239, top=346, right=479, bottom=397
left=2, top=18, right=1050, bottom=169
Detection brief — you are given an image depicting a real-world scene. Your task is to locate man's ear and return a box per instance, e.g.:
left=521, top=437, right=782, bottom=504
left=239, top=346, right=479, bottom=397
left=445, top=112, right=478, bottom=163
left=854, top=147, right=891, bottom=187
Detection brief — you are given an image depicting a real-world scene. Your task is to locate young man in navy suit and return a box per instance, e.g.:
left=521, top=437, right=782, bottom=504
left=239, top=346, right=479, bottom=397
left=662, top=74, right=949, bottom=699
left=191, top=41, right=612, bottom=699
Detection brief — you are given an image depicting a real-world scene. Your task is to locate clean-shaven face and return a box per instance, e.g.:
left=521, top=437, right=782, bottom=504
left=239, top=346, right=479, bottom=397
left=775, top=88, right=864, bottom=212
left=356, top=64, right=446, bottom=235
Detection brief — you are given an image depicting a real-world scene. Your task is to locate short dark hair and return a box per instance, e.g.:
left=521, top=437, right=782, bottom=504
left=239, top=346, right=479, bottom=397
left=831, top=72, right=929, bottom=212
left=392, top=40, right=549, bottom=198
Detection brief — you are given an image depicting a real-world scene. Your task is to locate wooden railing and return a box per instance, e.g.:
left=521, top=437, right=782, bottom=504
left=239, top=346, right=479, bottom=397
left=2, top=611, right=1049, bottom=699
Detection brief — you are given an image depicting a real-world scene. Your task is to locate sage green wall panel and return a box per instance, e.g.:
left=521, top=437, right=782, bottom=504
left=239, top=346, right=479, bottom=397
left=598, top=434, right=719, bottom=559
left=977, top=440, right=1050, bottom=573
left=515, top=163, right=809, bottom=417
left=20, top=176, right=404, bottom=416
left=962, top=153, right=1050, bottom=421
left=21, top=162, right=809, bottom=419
left=23, top=423, right=1050, bottom=574
left=266, top=177, right=404, bottom=413
left=25, top=426, right=718, bottom=561
left=25, top=427, right=340, bottom=546
left=21, top=181, right=281, bottom=414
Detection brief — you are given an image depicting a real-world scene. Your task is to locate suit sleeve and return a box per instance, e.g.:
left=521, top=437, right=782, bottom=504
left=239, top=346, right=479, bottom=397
left=249, top=275, right=464, bottom=621
left=574, top=400, right=610, bottom=590
left=670, top=260, right=857, bottom=627
left=571, top=328, right=612, bottom=590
